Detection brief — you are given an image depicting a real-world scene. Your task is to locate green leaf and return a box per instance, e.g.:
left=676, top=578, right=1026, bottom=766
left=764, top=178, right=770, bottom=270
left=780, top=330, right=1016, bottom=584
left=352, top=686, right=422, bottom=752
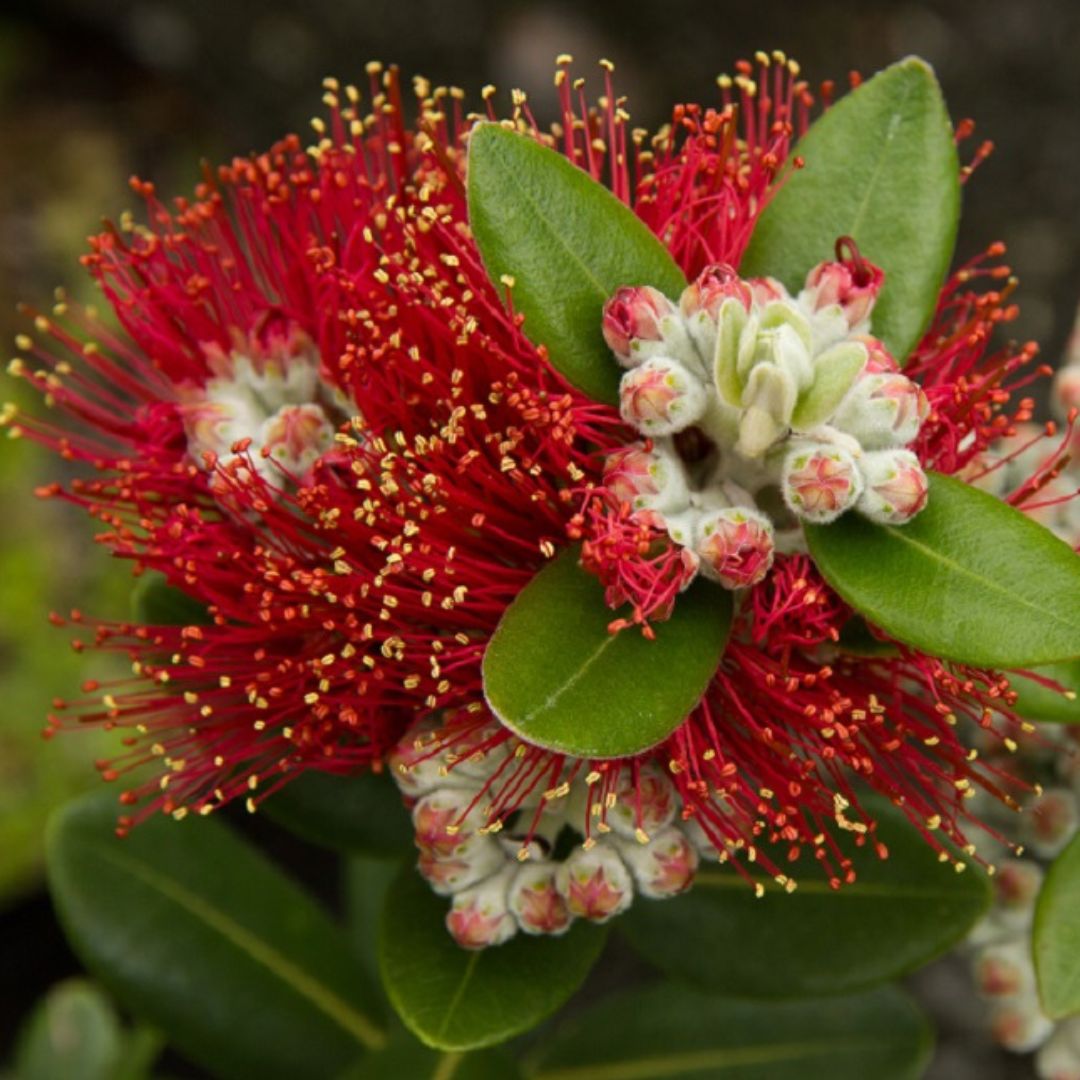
left=482, top=548, right=732, bottom=758
left=467, top=123, right=686, bottom=405
left=620, top=801, right=990, bottom=997
left=339, top=1029, right=522, bottom=1080
left=791, top=342, right=867, bottom=430
left=46, top=791, right=387, bottom=1080
left=263, top=769, right=413, bottom=857
left=14, top=979, right=124, bottom=1080
left=131, top=573, right=210, bottom=626
left=346, top=855, right=405, bottom=985
left=1011, top=661, right=1080, bottom=723
left=741, top=57, right=959, bottom=363
left=527, top=983, right=932, bottom=1080
left=379, top=862, right=607, bottom=1051
left=1035, top=831, right=1080, bottom=1018
left=806, top=472, right=1080, bottom=668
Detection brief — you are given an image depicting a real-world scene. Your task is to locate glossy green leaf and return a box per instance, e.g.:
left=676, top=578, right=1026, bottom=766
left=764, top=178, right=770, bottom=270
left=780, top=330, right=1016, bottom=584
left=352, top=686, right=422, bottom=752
left=620, top=802, right=990, bottom=997
left=1035, top=831, right=1080, bottom=1018
left=346, top=855, right=405, bottom=985
left=339, top=1029, right=522, bottom=1080
left=806, top=472, right=1080, bottom=668
left=468, top=123, right=686, bottom=405
left=482, top=548, right=732, bottom=758
left=379, top=862, right=607, bottom=1051
left=14, top=979, right=124, bottom=1080
left=47, top=791, right=387, bottom=1080
left=527, top=983, right=932, bottom=1080
left=742, top=57, right=959, bottom=363
left=131, top=573, right=210, bottom=626
left=263, top=769, right=413, bottom=857
left=1011, top=661, right=1080, bottom=723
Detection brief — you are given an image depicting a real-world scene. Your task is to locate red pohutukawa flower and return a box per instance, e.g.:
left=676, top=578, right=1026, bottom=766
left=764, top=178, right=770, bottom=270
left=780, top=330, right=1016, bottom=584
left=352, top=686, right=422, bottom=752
left=7, top=53, right=1074, bottom=948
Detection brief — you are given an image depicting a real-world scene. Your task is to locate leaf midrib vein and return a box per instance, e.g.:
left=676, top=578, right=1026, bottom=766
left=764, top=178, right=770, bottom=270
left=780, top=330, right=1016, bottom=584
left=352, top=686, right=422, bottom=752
left=94, top=843, right=386, bottom=1050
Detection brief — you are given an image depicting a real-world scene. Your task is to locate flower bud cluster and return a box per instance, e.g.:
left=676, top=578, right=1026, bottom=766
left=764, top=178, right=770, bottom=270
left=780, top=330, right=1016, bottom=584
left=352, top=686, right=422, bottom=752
left=178, top=327, right=355, bottom=487
left=389, top=720, right=702, bottom=949
left=601, top=249, right=930, bottom=592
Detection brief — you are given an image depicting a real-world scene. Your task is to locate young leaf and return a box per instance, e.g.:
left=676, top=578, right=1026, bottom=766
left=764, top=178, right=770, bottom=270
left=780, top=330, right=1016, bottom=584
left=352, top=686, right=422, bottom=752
left=527, top=983, right=932, bottom=1080
left=263, top=769, right=413, bottom=857
left=379, top=863, right=606, bottom=1051
left=482, top=548, right=732, bottom=758
left=1011, top=661, right=1080, bottom=723
left=1035, top=831, right=1080, bottom=1018
left=468, top=123, right=686, bottom=405
left=741, top=57, right=959, bottom=363
left=47, top=791, right=387, bottom=1080
left=620, top=801, right=989, bottom=997
left=805, top=472, right=1080, bottom=669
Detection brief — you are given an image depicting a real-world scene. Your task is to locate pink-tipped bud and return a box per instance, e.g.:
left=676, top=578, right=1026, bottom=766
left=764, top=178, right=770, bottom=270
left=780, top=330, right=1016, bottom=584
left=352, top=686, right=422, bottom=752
left=602, top=442, right=690, bottom=515
left=607, top=763, right=678, bottom=840
left=974, top=940, right=1036, bottom=998
left=602, top=286, right=679, bottom=368
left=617, top=827, right=699, bottom=899
left=994, top=858, right=1044, bottom=924
left=857, top=449, right=929, bottom=525
left=832, top=372, right=929, bottom=449
left=680, top=263, right=752, bottom=320
left=782, top=445, right=862, bottom=524
left=801, top=241, right=885, bottom=330
left=619, top=357, right=707, bottom=437
left=508, top=863, right=573, bottom=936
left=446, top=866, right=518, bottom=949
left=694, top=506, right=775, bottom=589
left=418, top=836, right=505, bottom=897
left=1024, top=788, right=1080, bottom=859
left=556, top=844, right=634, bottom=923
left=748, top=276, right=789, bottom=306
left=1036, top=1018, right=1080, bottom=1080
left=852, top=334, right=899, bottom=374
left=989, top=997, right=1055, bottom=1053
left=412, top=788, right=483, bottom=860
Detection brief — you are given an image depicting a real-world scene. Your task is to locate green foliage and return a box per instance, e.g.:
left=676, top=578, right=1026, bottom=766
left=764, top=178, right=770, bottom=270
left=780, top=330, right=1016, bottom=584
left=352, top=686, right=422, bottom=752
left=264, top=770, right=413, bottom=857
left=467, top=123, right=685, bottom=405
left=47, top=791, right=388, bottom=1079
left=379, top=862, right=607, bottom=1051
left=482, top=548, right=732, bottom=757
left=130, top=574, right=211, bottom=626
left=525, top=983, right=932, bottom=1080
left=806, top=472, right=1080, bottom=668
left=1011, top=661, right=1080, bottom=723
left=339, top=1029, right=522, bottom=1080
left=620, top=802, right=990, bottom=997
left=742, top=57, right=959, bottom=363
left=1035, top=831, right=1080, bottom=1018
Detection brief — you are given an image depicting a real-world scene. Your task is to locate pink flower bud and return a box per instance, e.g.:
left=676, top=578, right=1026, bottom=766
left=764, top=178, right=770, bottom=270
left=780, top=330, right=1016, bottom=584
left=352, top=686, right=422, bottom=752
left=508, top=863, right=573, bottom=935
left=801, top=248, right=884, bottom=330
left=602, top=286, right=678, bottom=368
left=418, top=836, right=505, bottom=896
left=259, top=404, right=335, bottom=475
left=782, top=445, right=862, bottom=524
left=994, top=858, right=1043, bottom=922
left=974, top=941, right=1036, bottom=998
left=607, top=762, right=678, bottom=840
left=748, top=276, right=789, bottom=306
left=618, top=827, right=699, bottom=898
left=1036, top=1018, right=1080, bottom=1080
left=412, top=789, right=483, bottom=859
left=989, top=997, right=1055, bottom=1053
left=832, top=372, right=929, bottom=449
left=602, top=442, right=690, bottom=514
left=679, top=263, right=752, bottom=320
left=556, top=844, right=634, bottom=922
left=446, top=866, right=518, bottom=949
left=851, top=334, right=899, bottom=374
left=619, top=357, right=707, bottom=437
left=1024, top=788, right=1080, bottom=859
left=857, top=449, right=929, bottom=525
left=694, top=506, right=775, bottom=589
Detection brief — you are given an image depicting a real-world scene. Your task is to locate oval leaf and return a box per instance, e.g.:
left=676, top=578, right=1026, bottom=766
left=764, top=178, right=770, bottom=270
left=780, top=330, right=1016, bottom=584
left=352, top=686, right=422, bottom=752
left=620, top=802, right=990, bottom=997
left=467, top=123, right=686, bottom=405
left=47, top=791, right=387, bottom=1080
left=806, top=472, right=1080, bottom=668
left=379, top=862, right=606, bottom=1051
left=741, top=57, right=959, bottom=363
left=339, top=1031, right=522, bottom=1080
left=1035, top=831, right=1080, bottom=1018
left=482, top=548, right=732, bottom=758
left=1011, top=661, right=1080, bottom=723
left=264, top=769, right=413, bottom=857
left=528, top=983, right=932, bottom=1080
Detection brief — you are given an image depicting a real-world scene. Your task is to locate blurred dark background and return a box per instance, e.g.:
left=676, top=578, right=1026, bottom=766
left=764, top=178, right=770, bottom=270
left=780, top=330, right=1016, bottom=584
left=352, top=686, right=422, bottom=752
left=0, top=0, right=1077, bottom=1075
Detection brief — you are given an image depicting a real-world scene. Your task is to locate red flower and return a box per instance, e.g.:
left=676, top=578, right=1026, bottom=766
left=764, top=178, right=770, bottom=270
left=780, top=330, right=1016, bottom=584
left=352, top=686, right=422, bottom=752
left=6, top=55, right=1060, bottom=931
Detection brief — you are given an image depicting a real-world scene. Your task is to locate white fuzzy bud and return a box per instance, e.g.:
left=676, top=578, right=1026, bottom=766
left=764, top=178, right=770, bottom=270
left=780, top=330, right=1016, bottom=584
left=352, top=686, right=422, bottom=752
left=620, top=357, right=708, bottom=437
left=555, top=843, right=635, bottom=923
